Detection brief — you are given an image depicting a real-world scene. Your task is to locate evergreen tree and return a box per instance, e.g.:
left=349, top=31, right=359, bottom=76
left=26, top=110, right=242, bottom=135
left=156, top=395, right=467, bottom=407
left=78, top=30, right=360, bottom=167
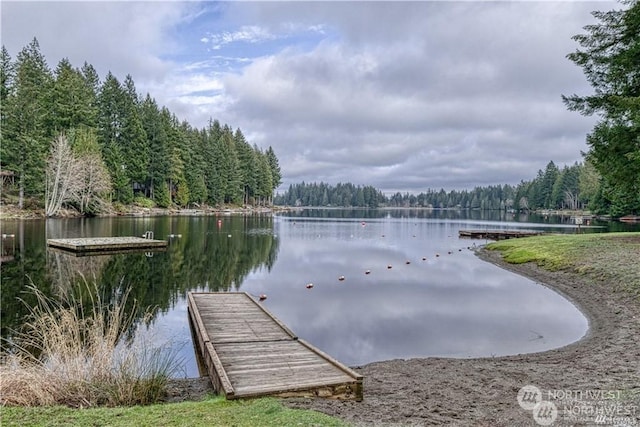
left=0, top=46, right=15, bottom=168
left=265, top=146, right=281, bottom=202
left=80, top=62, right=100, bottom=127
left=121, top=75, right=148, bottom=187
left=3, top=38, right=53, bottom=207
left=51, top=58, right=96, bottom=131
left=181, top=122, right=207, bottom=204
left=142, top=101, right=171, bottom=207
left=235, top=128, right=257, bottom=205
left=97, top=72, right=132, bottom=203
left=564, top=1, right=640, bottom=215
left=255, top=152, right=273, bottom=206
left=204, top=119, right=223, bottom=204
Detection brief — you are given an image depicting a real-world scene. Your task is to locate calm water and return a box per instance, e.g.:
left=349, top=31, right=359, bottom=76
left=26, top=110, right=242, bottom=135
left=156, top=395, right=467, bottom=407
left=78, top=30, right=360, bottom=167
left=2, top=209, right=636, bottom=377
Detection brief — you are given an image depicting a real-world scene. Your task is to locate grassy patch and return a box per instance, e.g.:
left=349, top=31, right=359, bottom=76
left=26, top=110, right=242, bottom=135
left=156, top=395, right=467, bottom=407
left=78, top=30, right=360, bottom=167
left=0, top=396, right=348, bottom=427
left=487, top=232, right=640, bottom=297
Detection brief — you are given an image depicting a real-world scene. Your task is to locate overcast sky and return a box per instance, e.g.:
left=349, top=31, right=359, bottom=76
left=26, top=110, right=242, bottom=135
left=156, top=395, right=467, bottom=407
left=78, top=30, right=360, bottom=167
left=1, top=1, right=618, bottom=194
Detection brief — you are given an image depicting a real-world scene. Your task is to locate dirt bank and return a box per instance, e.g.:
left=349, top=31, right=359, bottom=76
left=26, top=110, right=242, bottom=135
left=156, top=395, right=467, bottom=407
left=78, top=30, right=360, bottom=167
left=165, top=248, right=640, bottom=426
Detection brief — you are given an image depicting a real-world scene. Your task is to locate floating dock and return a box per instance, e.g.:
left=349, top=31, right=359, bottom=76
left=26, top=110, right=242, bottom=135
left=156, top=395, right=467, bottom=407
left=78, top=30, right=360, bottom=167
left=458, top=229, right=544, bottom=240
left=187, top=292, right=363, bottom=400
left=47, top=236, right=167, bottom=253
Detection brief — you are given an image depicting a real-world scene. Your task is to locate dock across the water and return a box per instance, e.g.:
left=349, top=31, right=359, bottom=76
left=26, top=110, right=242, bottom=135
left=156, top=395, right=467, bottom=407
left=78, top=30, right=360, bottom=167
left=458, top=229, right=544, bottom=240
left=188, top=292, right=363, bottom=400
left=47, top=236, right=167, bottom=254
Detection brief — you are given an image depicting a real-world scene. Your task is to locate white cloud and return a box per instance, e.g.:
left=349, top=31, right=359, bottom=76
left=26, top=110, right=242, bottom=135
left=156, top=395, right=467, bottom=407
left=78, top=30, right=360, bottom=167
left=204, top=25, right=277, bottom=50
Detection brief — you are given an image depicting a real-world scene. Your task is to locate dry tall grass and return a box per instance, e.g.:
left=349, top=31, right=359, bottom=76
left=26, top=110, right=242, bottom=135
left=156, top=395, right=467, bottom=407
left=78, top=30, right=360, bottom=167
left=0, top=282, right=180, bottom=407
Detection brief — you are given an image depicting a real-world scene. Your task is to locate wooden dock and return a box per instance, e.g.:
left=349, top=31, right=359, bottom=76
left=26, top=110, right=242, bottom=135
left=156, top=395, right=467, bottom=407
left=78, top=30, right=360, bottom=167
left=187, top=292, right=363, bottom=400
left=47, top=236, right=167, bottom=253
left=458, top=229, right=544, bottom=240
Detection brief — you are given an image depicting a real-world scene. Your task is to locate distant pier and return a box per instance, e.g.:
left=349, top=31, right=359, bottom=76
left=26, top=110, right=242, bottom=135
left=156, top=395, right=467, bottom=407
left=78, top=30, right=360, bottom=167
left=188, top=292, right=363, bottom=400
left=46, top=236, right=167, bottom=254
left=458, top=230, right=544, bottom=240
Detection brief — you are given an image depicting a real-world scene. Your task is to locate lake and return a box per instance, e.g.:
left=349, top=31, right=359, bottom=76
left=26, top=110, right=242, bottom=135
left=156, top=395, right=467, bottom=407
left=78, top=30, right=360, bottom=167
left=2, top=209, right=636, bottom=377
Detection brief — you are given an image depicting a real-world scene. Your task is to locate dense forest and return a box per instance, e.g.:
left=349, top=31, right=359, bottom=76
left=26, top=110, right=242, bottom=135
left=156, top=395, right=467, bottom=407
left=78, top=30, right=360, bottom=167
left=274, top=160, right=611, bottom=213
left=0, top=38, right=281, bottom=216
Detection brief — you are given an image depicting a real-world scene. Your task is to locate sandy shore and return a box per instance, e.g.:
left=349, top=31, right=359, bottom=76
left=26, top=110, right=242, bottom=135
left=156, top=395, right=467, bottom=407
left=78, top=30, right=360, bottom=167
left=166, top=248, right=640, bottom=426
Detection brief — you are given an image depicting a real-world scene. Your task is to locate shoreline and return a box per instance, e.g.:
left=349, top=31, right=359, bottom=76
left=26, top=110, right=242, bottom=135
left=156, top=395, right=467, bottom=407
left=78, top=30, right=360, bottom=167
left=279, top=247, right=640, bottom=425
left=0, top=204, right=292, bottom=220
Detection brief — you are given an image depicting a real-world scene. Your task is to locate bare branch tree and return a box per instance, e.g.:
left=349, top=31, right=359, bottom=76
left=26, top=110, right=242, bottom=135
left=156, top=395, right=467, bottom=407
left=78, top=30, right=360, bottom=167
left=45, top=134, right=77, bottom=217
left=564, top=190, right=579, bottom=211
left=71, top=151, right=112, bottom=215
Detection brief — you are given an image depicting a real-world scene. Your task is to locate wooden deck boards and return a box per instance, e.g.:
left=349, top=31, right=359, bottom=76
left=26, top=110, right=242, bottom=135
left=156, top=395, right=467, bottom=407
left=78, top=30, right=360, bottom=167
left=188, top=292, right=363, bottom=400
left=47, top=237, right=167, bottom=253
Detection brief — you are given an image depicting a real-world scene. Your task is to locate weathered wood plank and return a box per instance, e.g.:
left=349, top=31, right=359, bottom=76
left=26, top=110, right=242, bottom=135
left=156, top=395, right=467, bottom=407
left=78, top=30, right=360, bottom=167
left=188, top=291, right=363, bottom=401
left=47, top=236, right=167, bottom=253
left=187, top=293, right=235, bottom=397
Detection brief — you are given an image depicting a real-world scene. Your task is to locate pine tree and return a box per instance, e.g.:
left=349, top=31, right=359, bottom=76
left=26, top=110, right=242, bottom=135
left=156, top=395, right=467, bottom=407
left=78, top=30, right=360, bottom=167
left=4, top=38, right=53, bottom=207
left=121, top=75, right=148, bottom=188
left=564, top=1, right=640, bottom=215
left=265, top=146, right=281, bottom=203
left=0, top=46, right=15, bottom=170
left=97, top=72, right=133, bottom=202
left=51, top=58, right=97, bottom=132
left=234, top=128, right=257, bottom=205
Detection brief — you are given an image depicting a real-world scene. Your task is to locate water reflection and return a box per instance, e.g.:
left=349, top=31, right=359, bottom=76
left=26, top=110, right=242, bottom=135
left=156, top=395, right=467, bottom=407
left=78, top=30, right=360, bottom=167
left=254, top=215, right=588, bottom=366
left=0, top=216, right=279, bottom=358
left=2, top=210, right=637, bottom=376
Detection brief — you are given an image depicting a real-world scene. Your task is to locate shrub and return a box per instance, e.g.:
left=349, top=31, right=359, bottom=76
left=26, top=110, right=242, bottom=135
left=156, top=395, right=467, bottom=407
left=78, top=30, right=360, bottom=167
left=0, top=282, right=181, bottom=407
left=133, top=196, right=156, bottom=209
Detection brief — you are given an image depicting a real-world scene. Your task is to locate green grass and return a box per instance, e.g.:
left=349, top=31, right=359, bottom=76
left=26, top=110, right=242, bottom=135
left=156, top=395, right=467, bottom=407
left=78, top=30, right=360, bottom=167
left=487, top=232, right=640, bottom=297
left=0, top=396, right=348, bottom=427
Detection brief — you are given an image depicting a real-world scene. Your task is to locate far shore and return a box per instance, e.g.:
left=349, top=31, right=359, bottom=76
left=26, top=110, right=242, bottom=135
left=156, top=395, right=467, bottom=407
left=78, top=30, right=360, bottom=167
left=0, top=203, right=294, bottom=221
left=1, top=202, right=614, bottom=222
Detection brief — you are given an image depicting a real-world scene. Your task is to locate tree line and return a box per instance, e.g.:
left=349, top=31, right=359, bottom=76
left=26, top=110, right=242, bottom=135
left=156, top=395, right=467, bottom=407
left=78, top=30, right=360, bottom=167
left=274, top=182, right=386, bottom=208
left=0, top=38, right=281, bottom=215
left=274, top=159, right=613, bottom=213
